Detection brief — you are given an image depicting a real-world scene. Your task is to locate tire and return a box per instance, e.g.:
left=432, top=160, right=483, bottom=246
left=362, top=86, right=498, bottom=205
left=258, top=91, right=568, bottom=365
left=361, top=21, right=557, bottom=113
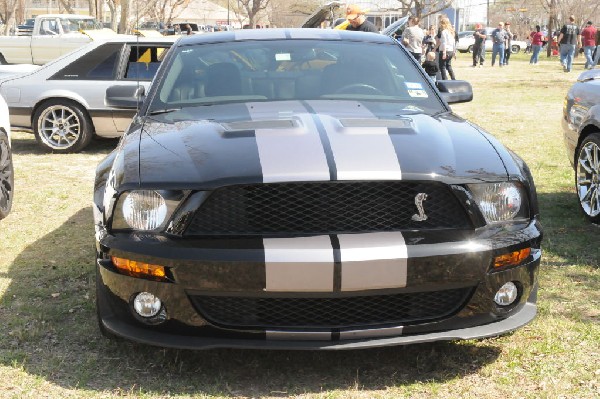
left=33, top=99, right=94, bottom=153
left=575, top=133, right=600, bottom=223
left=511, top=45, right=520, bottom=54
left=0, top=130, right=14, bottom=220
left=0, top=53, right=7, bottom=65
left=467, top=45, right=473, bottom=53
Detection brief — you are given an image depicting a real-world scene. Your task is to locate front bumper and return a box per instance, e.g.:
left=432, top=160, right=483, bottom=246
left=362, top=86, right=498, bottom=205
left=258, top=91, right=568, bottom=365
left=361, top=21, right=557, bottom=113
left=96, top=219, right=542, bottom=350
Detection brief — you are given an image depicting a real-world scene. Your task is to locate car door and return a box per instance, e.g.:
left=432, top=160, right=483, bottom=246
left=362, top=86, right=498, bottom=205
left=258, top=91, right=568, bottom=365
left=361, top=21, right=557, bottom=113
left=31, top=17, right=62, bottom=64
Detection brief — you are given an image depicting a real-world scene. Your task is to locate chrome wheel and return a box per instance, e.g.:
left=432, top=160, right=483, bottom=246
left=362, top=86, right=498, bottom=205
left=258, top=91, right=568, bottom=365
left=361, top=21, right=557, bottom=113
left=577, top=136, right=600, bottom=221
left=37, top=105, right=82, bottom=149
left=0, top=131, right=13, bottom=220
left=33, top=100, right=93, bottom=153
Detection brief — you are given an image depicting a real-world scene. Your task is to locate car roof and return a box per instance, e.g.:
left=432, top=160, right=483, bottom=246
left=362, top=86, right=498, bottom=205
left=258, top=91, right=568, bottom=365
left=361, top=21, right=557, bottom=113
left=176, top=28, right=393, bottom=46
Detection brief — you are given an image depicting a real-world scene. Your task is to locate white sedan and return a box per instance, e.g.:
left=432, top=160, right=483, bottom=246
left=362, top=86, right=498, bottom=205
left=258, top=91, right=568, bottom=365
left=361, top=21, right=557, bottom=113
left=457, top=29, right=527, bottom=54
left=0, top=35, right=176, bottom=153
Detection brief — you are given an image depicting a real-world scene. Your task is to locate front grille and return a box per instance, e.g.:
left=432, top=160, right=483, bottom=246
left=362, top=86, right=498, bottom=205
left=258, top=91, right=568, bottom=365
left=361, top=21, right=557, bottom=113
left=188, top=288, right=473, bottom=329
left=184, top=182, right=470, bottom=236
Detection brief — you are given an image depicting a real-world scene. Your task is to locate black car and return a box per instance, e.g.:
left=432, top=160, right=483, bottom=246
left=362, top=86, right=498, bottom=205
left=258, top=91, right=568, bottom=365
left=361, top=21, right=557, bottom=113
left=563, top=69, right=600, bottom=223
left=94, top=29, right=542, bottom=350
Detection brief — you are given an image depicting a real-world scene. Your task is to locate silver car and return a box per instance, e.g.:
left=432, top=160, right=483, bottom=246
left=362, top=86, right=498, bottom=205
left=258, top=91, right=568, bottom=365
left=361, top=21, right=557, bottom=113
left=0, top=36, right=175, bottom=153
left=0, top=94, right=13, bottom=220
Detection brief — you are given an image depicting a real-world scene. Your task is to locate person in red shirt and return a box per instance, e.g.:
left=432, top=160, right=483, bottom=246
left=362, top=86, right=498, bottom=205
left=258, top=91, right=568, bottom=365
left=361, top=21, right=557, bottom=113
left=529, top=25, right=545, bottom=65
left=581, top=21, right=597, bottom=69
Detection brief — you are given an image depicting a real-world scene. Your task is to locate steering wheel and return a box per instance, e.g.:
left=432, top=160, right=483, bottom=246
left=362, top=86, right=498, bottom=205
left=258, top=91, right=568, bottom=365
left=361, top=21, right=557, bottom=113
left=335, top=83, right=384, bottom=95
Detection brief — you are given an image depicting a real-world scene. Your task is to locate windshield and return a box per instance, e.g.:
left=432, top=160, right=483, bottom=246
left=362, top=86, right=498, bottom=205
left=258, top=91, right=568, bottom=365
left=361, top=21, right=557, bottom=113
left=147, top=39, right=444, bottom=115
left=62, top=17, right=104, bottom=32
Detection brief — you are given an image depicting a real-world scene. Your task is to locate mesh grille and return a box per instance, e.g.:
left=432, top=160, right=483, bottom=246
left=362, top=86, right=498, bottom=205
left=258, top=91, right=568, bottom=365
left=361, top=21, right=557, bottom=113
left=184, top=182, right=470, bottom=236
left=189, top=288, right=472, bottom=329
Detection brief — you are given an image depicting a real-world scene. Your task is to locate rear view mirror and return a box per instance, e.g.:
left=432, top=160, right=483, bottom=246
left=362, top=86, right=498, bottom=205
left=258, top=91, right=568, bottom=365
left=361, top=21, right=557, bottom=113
left=436, top=80, right=473, bottom=104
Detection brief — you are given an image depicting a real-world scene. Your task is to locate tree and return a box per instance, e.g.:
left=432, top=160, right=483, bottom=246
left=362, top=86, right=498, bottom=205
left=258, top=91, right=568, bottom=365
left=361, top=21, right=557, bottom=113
left=394, top=0, right=454, bottom=20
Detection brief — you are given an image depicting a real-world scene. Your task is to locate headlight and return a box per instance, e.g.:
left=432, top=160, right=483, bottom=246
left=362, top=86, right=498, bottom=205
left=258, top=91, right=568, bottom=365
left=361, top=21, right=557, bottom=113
left=111, top=190, right=184, bottom=231
left=122, top=190, right=167, bottom=230
left=468, top=182, right=529, bottom=224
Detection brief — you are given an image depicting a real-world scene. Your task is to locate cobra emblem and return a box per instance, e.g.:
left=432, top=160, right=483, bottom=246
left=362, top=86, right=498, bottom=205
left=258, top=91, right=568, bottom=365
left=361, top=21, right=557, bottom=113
left=411, top=193, right=428, bottom=221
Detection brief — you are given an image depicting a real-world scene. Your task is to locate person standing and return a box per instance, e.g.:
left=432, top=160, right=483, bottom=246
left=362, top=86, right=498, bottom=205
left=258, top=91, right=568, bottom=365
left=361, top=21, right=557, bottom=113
left=503, top=22, right=513, bottom=65
left=423, top=25, right=437, bottom=54
left=491, top=22, right=508, bottom=67
left=529, top=25, right=545, bottom=65
left=581, top=21, right=597, bottom=69
left=345, top=5, right=378, bottom=33
left=593, top=28, right=600, bottom=68
left=438, top=17, right=456, bottom=80
left=557, top=15, right=582, bottom=72
left=472, top=23, right=486, bottom=67
left=402, top=16, right=425, bottom=62
left=422, top=51, right=439, bottom=82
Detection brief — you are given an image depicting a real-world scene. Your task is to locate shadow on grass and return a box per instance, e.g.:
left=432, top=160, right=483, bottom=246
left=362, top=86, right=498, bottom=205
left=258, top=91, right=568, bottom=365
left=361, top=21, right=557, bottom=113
left=537, top=191, right=600, bottom=268
left=1, top=208, right=503, bottom=396
left=10, top=133, right=119, bottom=156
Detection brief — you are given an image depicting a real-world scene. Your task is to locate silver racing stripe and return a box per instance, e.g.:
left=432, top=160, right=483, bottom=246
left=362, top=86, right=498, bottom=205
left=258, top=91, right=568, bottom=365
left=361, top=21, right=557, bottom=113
left=246, top=101, right=330, bottom=183
left=338, top=232, right=408, bottom=291
left=340, top=326, right=404, bottom=340
left=307, top=101, right=402, bottom=181
left=263, top=236, right=334, bottom=292
left=266, top=330, right=332, bottom=341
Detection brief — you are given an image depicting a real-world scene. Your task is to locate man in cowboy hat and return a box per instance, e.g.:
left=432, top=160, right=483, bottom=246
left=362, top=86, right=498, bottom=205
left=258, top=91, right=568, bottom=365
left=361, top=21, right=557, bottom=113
left=345, top=4, right=378, bottom=32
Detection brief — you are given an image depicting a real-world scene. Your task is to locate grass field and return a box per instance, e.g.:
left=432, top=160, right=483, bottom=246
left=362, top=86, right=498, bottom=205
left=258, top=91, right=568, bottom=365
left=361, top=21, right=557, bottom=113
left=0, top=51, right=599, bottom=399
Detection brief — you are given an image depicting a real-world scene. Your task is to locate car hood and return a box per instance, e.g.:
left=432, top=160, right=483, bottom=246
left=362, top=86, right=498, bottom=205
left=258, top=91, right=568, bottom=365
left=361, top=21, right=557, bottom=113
left=123, top=101, right=512, bottom=189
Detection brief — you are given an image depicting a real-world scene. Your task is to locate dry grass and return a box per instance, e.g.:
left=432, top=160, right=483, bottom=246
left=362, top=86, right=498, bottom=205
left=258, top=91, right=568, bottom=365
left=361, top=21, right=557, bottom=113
left=0, top=52, right=599, bottom=399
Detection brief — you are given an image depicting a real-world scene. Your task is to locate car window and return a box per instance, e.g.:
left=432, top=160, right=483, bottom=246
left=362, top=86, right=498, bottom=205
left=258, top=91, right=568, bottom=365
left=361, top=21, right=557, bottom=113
left=124, top=45, right=171, bottom=80
left=50, top=43, right=123, bottom=80
left=149, top=39, right=444, bottom=115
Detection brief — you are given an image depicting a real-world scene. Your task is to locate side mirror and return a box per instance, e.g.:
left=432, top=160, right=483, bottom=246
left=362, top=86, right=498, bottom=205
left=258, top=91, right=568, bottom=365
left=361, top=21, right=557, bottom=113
left=105, top=85, right=145, bottom=108
left=436, top=80, right=473, bottom=104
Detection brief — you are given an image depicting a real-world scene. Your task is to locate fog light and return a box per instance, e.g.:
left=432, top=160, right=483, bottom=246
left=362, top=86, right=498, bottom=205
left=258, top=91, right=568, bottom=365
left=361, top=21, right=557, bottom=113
left=494, top=282, right=518, bottom=306
left=133, top=292, right=162, bottom=318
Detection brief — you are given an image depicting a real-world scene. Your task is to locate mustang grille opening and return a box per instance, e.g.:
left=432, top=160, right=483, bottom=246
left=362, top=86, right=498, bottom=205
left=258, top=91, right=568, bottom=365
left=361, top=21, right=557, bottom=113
left=188, top=287, right=474, bottom=329
left=184, top=182, right=471, bottom=236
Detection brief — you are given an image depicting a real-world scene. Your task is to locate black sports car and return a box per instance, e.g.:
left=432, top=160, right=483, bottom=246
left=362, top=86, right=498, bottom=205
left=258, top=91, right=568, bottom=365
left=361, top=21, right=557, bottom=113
left=94, top=29, right=542, bottom=350
left=563, top=69, right=600, bottom=223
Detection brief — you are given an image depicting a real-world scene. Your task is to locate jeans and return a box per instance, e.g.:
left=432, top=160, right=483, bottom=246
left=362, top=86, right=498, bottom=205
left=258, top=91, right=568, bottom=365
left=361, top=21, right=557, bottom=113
left=438, top=51, right=455, bottom=80
left=530, top=45, right=542, bottom=64
left=559, top=43, right=576, bottom=71
left=472, top=44, right=485, bottom=65
left=503, top=48, right=511, bottom=64
left=583, top=45, right=595, bottom=69
left=594, top=45, right=600, bottom=67
left=492, top=43, right=505, bottom=66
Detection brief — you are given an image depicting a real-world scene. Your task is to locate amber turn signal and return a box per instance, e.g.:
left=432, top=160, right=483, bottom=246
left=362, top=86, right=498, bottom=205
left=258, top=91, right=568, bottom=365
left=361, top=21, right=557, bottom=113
left=493, top=248, right=531, bottom=268
left=111, top=256, right=167, bottom=281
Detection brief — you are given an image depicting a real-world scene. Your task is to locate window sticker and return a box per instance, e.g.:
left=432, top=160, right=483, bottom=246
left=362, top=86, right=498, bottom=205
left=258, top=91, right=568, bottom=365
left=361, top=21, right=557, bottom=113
left=276, top=53, right=291, bottom=61
left=408, top=89, right=428, bottom=98
left=405, top=82, right=424, bottom=90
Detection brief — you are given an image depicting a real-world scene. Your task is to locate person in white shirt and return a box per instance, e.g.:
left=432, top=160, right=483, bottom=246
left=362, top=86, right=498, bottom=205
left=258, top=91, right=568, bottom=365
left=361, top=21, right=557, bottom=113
left=401, top=16, right=425, bottom=62
left=438, top=17, right=456, bottom=80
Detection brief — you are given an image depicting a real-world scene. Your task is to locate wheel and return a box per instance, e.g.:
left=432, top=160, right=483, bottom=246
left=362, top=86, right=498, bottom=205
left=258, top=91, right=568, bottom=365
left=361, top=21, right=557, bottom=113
left=0, top=53, right=7, bottom=65
left=511, top=45, right=520, bottom=54
left=33, top=99, right=94, bottom=153
left=576, top=133, right=600, bottom=223
left=0, top=130, right=13, bottom=220
left=335, top=84, right=384, bottom=95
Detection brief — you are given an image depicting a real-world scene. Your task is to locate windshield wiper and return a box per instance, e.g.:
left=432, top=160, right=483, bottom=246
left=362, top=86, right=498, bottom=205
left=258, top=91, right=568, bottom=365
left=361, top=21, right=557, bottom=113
left=148, top=108, right=181, bottom=116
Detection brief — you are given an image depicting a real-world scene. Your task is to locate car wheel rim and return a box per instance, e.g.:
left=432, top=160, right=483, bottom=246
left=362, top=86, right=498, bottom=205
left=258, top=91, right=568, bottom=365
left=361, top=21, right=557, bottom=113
left=577, top=140, right=600, bottom=217
left=0, top=138, right=13, bottom=214
left=38, top=105, right=81, bottom=149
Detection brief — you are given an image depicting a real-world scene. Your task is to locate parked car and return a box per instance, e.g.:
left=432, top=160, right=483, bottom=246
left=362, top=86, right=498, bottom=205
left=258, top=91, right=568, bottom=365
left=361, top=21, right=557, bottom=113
left=456, top=28, right=527, bottom=54
left=16, top=18, right=35, bottom=35
left=94, top=28, right=542, bottom=350
left=0, top=36, right=176, bottom=152
left=0, top=94, right=13, bottom=221
left=562, top=69, right=600, bottom=223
